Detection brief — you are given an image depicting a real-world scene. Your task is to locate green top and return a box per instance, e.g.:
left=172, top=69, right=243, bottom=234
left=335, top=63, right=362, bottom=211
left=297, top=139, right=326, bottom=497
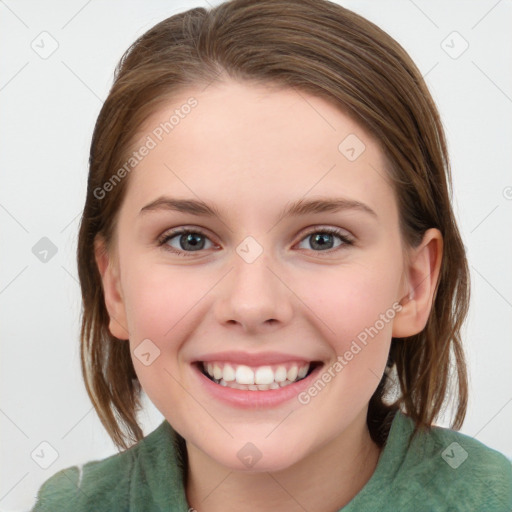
left=31, top=410, right=512, bottom=511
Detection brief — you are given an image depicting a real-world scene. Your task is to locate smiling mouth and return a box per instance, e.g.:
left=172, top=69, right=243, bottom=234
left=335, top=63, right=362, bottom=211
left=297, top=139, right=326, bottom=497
left=197, top=361, right=322, bottom=391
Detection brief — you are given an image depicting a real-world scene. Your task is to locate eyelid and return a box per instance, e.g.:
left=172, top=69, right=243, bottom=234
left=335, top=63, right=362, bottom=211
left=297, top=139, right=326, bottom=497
left=157, top=224, right=354, bottom=256
left=300, top=225, right=353, bottom=241
left=157, top=226, right=219, bottom=253
left=295, top=226, right=354, bottom=254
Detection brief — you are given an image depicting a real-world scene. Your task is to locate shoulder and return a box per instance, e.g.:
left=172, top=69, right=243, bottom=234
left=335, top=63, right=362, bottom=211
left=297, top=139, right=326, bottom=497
left=31, top=421, right=173, bottom=511
left=31, top=445, right=135, bottom=511
left=396, top=413, right=512, bottom=510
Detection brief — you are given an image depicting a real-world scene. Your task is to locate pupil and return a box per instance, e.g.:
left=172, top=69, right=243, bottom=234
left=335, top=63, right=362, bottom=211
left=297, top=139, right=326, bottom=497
left=181, top=233, right=204, bottom=251
left=311, top=233, right=333, bottom=250
left=178, top=233, right=334, bottom=252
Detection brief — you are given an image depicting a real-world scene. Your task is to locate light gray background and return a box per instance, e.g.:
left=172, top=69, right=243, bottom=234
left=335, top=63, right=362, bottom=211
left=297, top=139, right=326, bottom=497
left=1, top=0, right=511, bottom=510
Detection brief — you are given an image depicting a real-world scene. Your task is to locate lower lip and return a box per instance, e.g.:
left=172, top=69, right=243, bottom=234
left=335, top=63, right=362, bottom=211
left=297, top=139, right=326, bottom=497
left=192, top=363, right=324, bottom=409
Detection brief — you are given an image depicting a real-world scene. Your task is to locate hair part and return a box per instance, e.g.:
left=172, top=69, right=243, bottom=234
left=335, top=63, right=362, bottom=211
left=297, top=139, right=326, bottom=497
left=77, top=0, right=470, bottom=451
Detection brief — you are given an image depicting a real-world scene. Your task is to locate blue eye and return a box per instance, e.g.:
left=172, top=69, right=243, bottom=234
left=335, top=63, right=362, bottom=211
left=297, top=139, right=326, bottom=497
left=159, top=230, right=214, bottom=255
left=158, top=226, right=353, bottom=257
left=297, top=227, right=353, bottom=252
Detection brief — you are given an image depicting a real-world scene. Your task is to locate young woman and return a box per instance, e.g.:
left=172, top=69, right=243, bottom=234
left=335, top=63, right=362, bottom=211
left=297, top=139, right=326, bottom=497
left=32, top=0, right=512, bottom=510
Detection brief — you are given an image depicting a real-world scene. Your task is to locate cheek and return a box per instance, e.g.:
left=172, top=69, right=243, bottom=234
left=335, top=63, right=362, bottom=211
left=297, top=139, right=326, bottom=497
left=296, top=264, right=399, bottom=409
left=121, top=265, right=198, bottom=417
left=122, top=264, right=210, bottom=339
left=301, top=260, right=400, bottom=355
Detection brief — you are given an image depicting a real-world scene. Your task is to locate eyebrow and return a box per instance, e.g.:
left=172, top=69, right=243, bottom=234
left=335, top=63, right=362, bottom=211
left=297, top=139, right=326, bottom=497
left=139, top=196, right=377, bottom=221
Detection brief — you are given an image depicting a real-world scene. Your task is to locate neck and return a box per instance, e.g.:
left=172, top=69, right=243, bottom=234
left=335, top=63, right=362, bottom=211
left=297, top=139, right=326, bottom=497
left=185, top=410, right=382, bottom=512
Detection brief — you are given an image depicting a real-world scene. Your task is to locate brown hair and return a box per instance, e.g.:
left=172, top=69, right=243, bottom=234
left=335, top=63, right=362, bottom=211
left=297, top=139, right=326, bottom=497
left=77, top=0, right=469, bottom=451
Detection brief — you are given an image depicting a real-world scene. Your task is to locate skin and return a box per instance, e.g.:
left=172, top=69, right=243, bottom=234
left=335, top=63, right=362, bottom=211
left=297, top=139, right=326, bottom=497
left=95, top=80, right=443, bottom=511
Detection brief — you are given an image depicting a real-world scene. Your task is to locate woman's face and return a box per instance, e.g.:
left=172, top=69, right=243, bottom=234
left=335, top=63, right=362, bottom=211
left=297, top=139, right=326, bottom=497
left=99, top=80, right=412, bottom=472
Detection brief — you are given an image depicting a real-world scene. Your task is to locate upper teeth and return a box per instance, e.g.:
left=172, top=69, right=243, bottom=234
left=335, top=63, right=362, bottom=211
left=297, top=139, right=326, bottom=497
left=203, top=362, right=310, bottom=385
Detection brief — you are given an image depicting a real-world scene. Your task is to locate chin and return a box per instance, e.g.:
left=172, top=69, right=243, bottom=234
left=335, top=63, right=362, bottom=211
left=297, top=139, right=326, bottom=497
left=220, top=451, right=303, bottom=473
left=194, top=434, right=313, bottom=474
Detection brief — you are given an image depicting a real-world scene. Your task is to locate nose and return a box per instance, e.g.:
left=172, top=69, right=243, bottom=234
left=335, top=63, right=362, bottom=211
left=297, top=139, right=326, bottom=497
left=213, top=249, right=294, bottom=334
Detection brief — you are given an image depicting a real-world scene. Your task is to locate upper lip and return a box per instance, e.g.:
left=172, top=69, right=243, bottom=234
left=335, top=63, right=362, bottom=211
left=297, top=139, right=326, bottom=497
left=193, top=351, right=318, bottom=366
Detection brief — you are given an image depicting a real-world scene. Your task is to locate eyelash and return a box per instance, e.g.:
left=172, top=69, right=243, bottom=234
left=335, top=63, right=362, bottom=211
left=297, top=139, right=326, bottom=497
left=157, top=226, right=354, bottom=258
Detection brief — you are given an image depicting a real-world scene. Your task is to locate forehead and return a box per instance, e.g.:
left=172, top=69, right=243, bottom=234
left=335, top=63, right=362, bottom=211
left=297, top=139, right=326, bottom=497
left=121, top=80, right=396, bottom=223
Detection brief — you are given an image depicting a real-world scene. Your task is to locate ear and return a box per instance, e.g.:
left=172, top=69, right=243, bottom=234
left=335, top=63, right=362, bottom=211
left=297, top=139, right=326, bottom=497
left=392, top=228, right=443, bottom=338
left=94, top=235, right=129, bottom=340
